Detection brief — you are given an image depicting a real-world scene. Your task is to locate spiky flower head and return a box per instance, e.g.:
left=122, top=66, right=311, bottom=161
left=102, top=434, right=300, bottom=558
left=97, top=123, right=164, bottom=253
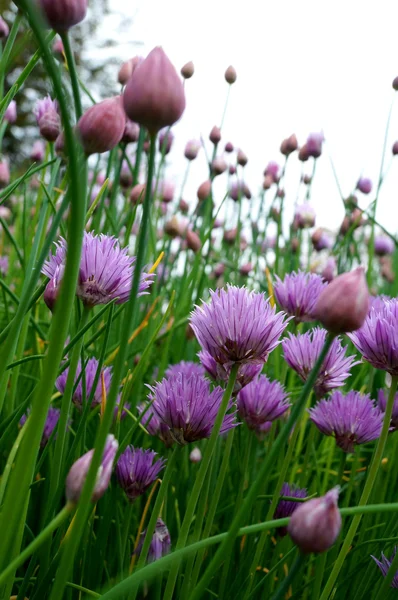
left=66, top=435, right=118, bottom=504
left=282, top=327, right=359, bottom=398
left=165, top=361, right=205, bottom=379
left=190, top=286, right=289, bottom=373
left=56, top=357, right=112, bottom=409
left=349, top=299, right=398, bottom=376
left=274, top=271, right=327, bottom=323
left=134, top=518, right=171, bottom=563
left=378, top=389, right=398, bottom=431
left=198, top=350, right=262, bottom=393
left=137, top=403, right=175, bottom=448
left=115, top=446, right=165, bottom=502
left=309, top=390, right=383, bottom=452
left=371, top=547, right=398, bottom=588
left=147, top=373, right=238, bottom=445
left=273, top=482, right=307, bottom=536
left=20, top=407, right=62, bottom=448
left=42, top=231, right=154, bottom=307
left=237, top=375, right=291, bottom=432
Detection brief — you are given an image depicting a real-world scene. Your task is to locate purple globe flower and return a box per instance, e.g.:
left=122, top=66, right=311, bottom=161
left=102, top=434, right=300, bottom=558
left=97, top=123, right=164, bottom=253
left=374, top=235, right=395, bottom=256
left=237, top=375, right=291, bottom=432
left=135, top=518, right=171, bottom=563
left=165, top=361, right=205, bottom=379
left=190, top=286, right=289, bottom=372
left=349, top=299, right=398, bottom=376
left=371, top=547, right=398, bottom=588
left=378, top=389, right=398, bottom=431
left=20, top=406, right=62, bottom=448
left=42, top=231, right=154, bottom=306
left=148, top=373, right=238, bottom=445
left=137, top=403, right=175, bottom=448
left=282, top=327, right=359, bottom=398
left=274, top=271, right=327, bottom=323
left=198, top=350, right=262, bottom=393
left=115, top=446, right=165, bottom=502
left=273, top=482, right=307, bottom=536
left=309, top=390, right=383, bottom=453
left=56, top=357, right=112, bottom=409
left=369, top=294, right=391, bottom=313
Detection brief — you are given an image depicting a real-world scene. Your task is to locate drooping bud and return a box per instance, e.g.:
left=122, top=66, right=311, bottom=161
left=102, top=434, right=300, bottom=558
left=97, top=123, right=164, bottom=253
left=66, top=435, right=118, bottom=505
left=237, top=149, right=248, bottom=166
left=209, top=126, right=221, bottom=145
left=124, top=47, right=186, bottom=134
left=189, top=447, right=202, bottom=463
left=314, top=267, right=369, bottom=333
left=184, top=139, right=200, bottom=160
left=288, top=487, right=342, bottom=553
left=186, top=229, right=201, bottom=253
left=280, top=133, right=298, bottom=156
left=0, top=16, right=9, bottom=38
left=4, top=100, right=17, bottom=124
left=122, top=119, right=140, bottom=144
left=181, top=61, right=194, bottom=79
left=0, top=160, right=10, bottom=188
left=34, top=96, right=61, bottom=142
left=197, top=180, right=211, bottom=201
left=118, top=56, right=142, bottom=86
left=356, top=177, right=372, bottom=194
left=224, top=65, right=237, bottom=84
left=77, top=97, right=126, bottom=155
left=38, top=0, right=88, bottom=32
left=130, top=183, right=146, bottom=205
left=158, top=129, right=174, bottom=155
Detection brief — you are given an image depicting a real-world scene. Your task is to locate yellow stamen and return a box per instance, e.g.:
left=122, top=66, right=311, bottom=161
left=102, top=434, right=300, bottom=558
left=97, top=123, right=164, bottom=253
left=265, top=267, right=275, bottom=307
left=149, top=251, right=164, bottom=274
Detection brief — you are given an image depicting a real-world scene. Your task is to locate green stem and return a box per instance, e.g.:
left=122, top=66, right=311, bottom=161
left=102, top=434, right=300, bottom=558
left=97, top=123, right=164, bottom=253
left=189, top=333, right=335, bottom=600
left=319, top=376, right=398, bottom=600
left=270, top=553, right=305, bottom=600
left=0, top=504, right=73, bottom=587
left=162, top=363, right=239, bottom=600
left=60, top=32, right=83, bottom=120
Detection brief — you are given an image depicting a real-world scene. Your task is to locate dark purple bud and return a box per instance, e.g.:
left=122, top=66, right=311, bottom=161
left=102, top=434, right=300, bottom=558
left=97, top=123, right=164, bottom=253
left=38, top=0, right=88, bottom=31
left=122, top=119, right=140, bottom=144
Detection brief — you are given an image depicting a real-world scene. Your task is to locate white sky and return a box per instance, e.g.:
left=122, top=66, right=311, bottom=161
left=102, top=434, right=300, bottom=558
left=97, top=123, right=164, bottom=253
left=92, top=0, right=398, bottom=233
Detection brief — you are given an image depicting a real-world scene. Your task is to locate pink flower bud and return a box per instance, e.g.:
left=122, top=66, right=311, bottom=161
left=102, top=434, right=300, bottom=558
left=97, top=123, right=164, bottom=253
left=288, top=488, right=341, bottom=553
left=229, top=165, right=236, bottom=175
left=130, top=183, right=146, bottom=205
left=4, top=100, right=17, bottom=124
left=321, top=257, right=337, bottom=283
left=186, top=229, right=201, bottom=253
left=189, top=447, right=202, bottom=463
left=262, top=175, right=273, bottom=190
left=35, top=96, right=61, bottom=142
left=280, top=133, right=298, bottom=156
left=119, top=161, right=133, bottom=188
left=165, top=216, right=184, bottom=238
left=179, top=199, right=189, bottom=214
left=306, top=132, right=324, bottom=158
left=392, top=76, right=398, bottom=91
left=158, top=129, right=174, bottom=155
left=184, top=139, right=201, bottom=161
left=31, top=140, right=45, bottom=162
left=55, top=132, right=65, bottom=156
left=237, top=149, right=248, bottom=166
left=211, top=156, right=227, bottom=176
left=224, top=65, right=237, bottom=84
left=223, top=228, right=237, bottom=244
left=160, top=181, right=175, bottom=204
left=356, top=177, right=372, bottom=194
left=224, top=141, right=234, bottom=153
left=52, top=37, right=64, bottom=56
left=264, top=161, right=280, bottom=182
left=122, top=119, right=140, bottom=144
left=239, top=263, right=253, bottom=276
left=314, top=266, right=369, bottom=333
left=39, top=0, right=88, bottom=31
left=77, top=97, right=126, bottom=155
left=66, top=435, right=118, bottom=504
left=123, top=47, right=186, bottom=135
left=118, top=56, right=142, bottom=86
left=209, top=126, right=221, bottom=145
left=0, top=16, right=9, bottom=38
left=392, top=141, right=398, bottom=156
left=44, top=267, right=63, bottom=312
left=181, top=61, right=194, bottom=79
left=197, top=180, right=211, bottom=201
left=298, top=144, right=310, bottom=162
left=213, top=263, right=225, bottom=278
left=0, top=160, right=10, bottom=188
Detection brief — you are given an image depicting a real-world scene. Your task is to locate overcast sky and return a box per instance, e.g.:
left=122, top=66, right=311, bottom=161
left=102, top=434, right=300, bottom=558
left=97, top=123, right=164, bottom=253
left=92, top=0, right=398, bottom=233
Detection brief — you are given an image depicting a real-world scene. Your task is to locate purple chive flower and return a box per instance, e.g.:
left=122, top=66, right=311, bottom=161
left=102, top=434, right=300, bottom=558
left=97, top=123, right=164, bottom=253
left=282, top=327, right=359, bottom=398
left=374, top=235, right=395, bottom=256
left=56, top=357, right=112, bottom=409
left=198, top=350, right=262, bottom=393
left=66, top=434, right=118, bottom=504
left=148, top=373, right=238, bottom=445
left=34, top=96, right=61, bottom=142
left=20, top=407, right=62, bottom=448
left=369, top=294, right=391, bottom=313
left=165, top=361, right=205, bottom=379
left=42, top=231, right=154, bottom=307
left=295, top=202, right=316, bottom=228
left=371, top=547, right=398, bottom=588
left=190, top=286, right=289, bottom=373
left=273, top=482, right=307, bottom=536
left=349, top=299, right=398, bottom=376
left=274, top=271, right=327, bottom=323
left=309, top=390, right=383, bottom=452
left=4, top=100, right=17, bottom=124
left=135, top=518, right=171, bottom=563
left=0, top=256, right=8, bottom=277
left=116, top=446, right=165, bottom=502
left=237, top=375, right=291, bottom=433
left=356, top=177, right=372, bottom=194
left=378, top=389, right=398, bottom=431
left=137, top=403, right=175, bottom=448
